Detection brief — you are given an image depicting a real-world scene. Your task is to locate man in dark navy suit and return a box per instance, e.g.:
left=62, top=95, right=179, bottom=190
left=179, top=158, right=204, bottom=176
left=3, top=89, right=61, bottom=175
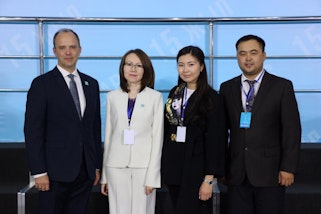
left=24, top=28, right=102, bottom=214
left=220, top=35, right=301, bottom=214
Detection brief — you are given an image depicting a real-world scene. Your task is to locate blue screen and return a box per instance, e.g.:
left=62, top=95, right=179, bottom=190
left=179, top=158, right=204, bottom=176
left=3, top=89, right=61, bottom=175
left=1, top=0, right=321, bottom=143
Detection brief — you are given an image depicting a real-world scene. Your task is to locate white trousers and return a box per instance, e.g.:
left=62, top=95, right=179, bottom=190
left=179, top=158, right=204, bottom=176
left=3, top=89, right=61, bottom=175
left=106, top=167, right=156, bottom=214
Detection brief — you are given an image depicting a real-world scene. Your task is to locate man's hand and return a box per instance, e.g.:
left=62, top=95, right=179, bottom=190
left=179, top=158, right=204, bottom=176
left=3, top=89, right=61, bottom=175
left=199, top=182, right=213, bottom=201
left=93, top=170, right=100, bottom=186
left=35, top=174, right=50, bottom=191
left=278, top=171, right=294, bottom=187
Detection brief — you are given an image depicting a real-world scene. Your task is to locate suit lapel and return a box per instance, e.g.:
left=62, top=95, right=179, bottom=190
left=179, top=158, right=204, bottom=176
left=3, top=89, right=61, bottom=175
left=231, top=76, right=244, bottom=112
left=79, top=71, right=90, bottom=119
left=52, top=67, right=83, bottom=120
left=52, top=68, right=76, bottom=108
left=52, top=67, right=70, bottom=93
left=251, top=71, right=273, bottom=115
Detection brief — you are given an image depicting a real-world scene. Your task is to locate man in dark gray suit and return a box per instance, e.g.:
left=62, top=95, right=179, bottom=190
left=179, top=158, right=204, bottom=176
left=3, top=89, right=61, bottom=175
left=219, top=34, right=301, bottom=214
left=24, top=28, right=102, bottom=214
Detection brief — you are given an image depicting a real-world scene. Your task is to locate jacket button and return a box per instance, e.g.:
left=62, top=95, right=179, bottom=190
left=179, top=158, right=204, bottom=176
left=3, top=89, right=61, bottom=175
left=245, top=147, right=248, bottom=151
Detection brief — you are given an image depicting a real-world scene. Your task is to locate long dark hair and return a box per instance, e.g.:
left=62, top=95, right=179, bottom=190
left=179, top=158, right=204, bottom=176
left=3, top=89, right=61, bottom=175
left=176, top=46, right=212, bottom=122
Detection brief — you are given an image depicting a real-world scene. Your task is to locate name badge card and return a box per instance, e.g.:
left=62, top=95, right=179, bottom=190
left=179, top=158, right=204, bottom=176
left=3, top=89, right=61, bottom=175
left=176, top=126, right=186, bottom=143
left=240, top=112, right=252, bottom=128
left=124, top=128, right=135, bottom=145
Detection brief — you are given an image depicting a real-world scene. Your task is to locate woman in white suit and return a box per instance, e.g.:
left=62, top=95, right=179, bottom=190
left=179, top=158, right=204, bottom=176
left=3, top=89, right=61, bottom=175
left=101, top=49, right=164, bottom=214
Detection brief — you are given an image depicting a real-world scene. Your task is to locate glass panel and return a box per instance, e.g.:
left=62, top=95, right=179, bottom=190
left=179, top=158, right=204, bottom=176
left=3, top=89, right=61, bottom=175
left=213, top=23, right=321, bottom=56
left=213, top=59, right=321, bottom=90
left=152, top=59, right=178, bottom=90
left=43, top=23, right=209, bottom=56
left=0, top=59, right=40, bottom=89
left=0, top=92, right=26, bottom=142
left=0, top=24, right=39, bottom=56
left=213, top=59, right=241, bottom=90
left=297, top=93, right=321, bottom=143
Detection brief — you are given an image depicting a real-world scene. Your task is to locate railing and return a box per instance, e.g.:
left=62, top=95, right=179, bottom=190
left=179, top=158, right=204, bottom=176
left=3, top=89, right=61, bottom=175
left=1, top=16, right=321, bottom=93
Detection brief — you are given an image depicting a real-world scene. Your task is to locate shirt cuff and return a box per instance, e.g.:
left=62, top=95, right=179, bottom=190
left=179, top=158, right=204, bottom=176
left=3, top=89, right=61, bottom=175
left=33, top=172, right=47, bottom=178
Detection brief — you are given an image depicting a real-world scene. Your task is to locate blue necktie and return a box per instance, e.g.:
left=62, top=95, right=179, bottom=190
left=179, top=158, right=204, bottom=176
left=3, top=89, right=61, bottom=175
left=68, top=74, right=82, bottom=119
left=245, top=80, right=256, bottom=112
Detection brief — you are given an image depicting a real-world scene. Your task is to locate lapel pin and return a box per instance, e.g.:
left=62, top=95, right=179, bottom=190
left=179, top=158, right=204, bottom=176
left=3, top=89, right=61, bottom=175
left=84, top=81, right=89, bottom=86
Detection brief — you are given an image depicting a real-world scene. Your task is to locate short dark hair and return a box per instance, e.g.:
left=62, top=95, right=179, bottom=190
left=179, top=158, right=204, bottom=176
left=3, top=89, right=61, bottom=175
left=235, top=34, right=265, bottom=52
left=53, top=28, right=81, bottom=48
left=119, top=49, right=155, bottom=92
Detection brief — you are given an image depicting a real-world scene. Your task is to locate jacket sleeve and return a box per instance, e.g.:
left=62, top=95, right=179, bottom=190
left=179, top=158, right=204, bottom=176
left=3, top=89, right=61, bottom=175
left=93, top=80, right=102, bottom=171
left=145, top=92, right=164, bottom=187
left=24, top=77, right=48, bottom=175
left=280, top=80, right=301, bottom=173
left=101, top=92, right=112, bottom=184
left=204, top=91, right=226, bottom=178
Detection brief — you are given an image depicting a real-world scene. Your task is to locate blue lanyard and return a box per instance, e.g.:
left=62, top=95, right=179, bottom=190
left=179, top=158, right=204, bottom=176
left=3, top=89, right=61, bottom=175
left=241, top=71, right=265, bottom=102
left=127, top=98, right=136, bottom=126
left=244, top=82, right=255, bottom=103
left=180, top=87, right=189, bottom=125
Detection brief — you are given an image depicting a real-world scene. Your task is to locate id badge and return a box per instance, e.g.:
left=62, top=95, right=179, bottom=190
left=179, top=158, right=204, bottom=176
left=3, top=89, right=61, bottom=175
left=124, top=128, right=135, bottom=145
left=240, top=112, right=252, bottom=128
left=176, top=126, right=186, bottom=143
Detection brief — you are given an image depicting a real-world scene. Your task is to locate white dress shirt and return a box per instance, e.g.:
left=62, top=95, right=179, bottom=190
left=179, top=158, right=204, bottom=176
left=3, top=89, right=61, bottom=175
left=57, top=64, right=86, bottom=117
left=241, top=69, right=265, bottom=111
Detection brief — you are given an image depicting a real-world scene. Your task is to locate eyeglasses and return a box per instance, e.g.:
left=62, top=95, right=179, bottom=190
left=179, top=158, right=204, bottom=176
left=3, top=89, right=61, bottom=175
left=124, top=62, right=144, bottom=70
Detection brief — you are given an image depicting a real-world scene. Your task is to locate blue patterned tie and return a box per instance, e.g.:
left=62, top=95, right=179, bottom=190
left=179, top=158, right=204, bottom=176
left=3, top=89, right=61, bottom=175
left=68, top=74, right=82, bottom=119
left=245, top=80, right=256, bottom=112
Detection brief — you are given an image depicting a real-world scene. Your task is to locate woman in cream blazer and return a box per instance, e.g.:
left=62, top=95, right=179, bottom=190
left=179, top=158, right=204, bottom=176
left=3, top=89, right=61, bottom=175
left=101, top=49, right=164, bottom=214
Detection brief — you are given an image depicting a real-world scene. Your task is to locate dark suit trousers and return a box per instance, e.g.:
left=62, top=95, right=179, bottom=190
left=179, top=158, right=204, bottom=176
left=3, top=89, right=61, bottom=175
left=227, top=177, right=285, bottom=214
left=37, top=159, right=93, bottom=214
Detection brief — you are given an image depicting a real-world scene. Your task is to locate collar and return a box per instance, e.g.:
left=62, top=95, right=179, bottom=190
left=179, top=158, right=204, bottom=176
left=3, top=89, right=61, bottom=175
left=241, top=69, right=265, bottom=84
left=57, top=64, right=79, bottom=78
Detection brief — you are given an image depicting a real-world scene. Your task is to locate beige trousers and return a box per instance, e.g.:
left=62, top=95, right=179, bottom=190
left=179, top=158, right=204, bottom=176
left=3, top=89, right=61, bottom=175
left=106, top=167, right=156, bottom=214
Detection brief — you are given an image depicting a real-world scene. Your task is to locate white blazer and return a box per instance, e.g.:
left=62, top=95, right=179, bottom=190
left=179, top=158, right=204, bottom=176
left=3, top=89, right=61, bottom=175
left=101, top=87, right=164, bottom=187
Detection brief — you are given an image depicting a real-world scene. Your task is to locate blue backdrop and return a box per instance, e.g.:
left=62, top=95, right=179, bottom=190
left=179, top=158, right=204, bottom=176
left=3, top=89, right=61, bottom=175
left=1, top=0, right=321, bottom=18
left=0, top=0, right=321, bottom=143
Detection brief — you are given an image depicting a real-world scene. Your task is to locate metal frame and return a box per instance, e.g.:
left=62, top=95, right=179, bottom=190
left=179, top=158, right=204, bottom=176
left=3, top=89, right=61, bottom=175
left=212, top=178, right=220, bottom=214
left=1, top=16, right=321, bottom=92
left=17, top=174, right=34, bottom=214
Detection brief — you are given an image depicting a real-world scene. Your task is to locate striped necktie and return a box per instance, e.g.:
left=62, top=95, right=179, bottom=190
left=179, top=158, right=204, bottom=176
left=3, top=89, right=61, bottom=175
left=245, top=80, right=256, bottom=112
